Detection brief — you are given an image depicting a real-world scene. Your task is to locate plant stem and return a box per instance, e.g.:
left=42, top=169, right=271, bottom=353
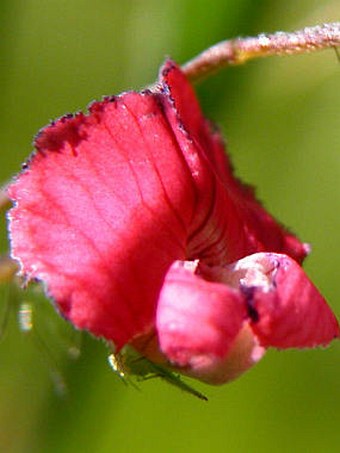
left=182, top=22, right=340, bottom=82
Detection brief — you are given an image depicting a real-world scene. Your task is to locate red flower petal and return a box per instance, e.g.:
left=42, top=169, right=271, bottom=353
left=226, top=253, right=340, bottom=348
left=161, top=61, right=308, bottom=265
left=9, top=93, right=195, bottom=347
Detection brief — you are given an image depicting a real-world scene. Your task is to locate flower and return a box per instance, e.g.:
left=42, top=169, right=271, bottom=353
left=7, top=60, right=339, bottom=384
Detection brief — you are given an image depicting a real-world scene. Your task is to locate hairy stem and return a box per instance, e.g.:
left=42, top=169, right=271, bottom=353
left=182, top=22, right=340, bottom=82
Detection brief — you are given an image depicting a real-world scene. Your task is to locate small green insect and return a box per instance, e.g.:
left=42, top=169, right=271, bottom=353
left=108, top=346, right=208, bottom=401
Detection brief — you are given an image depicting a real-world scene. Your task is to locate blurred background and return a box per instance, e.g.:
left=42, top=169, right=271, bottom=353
left=0, top=1, right=339, bottom=452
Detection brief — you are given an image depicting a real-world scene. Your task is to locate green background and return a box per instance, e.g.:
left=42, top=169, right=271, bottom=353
left=0, top=1, right=339, bottom=452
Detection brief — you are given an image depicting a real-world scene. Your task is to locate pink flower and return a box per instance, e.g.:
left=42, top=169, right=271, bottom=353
left=8, top=60, right=339, bottom=384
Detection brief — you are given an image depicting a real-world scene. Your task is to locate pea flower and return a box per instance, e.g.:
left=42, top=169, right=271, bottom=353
left=7, top=60, right=339, bottom=385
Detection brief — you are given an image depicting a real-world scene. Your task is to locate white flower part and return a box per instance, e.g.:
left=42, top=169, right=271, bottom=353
left=207, top=252, right=281, bottom=292
left=181, top=323, right=266, bottom=385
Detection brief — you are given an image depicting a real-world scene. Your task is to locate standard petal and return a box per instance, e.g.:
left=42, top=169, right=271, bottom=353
left=8, top=92, right=199, bottom=347
left=156, top=261, right=265, bottom=384
left=228, top=253, right=340, bottom=348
